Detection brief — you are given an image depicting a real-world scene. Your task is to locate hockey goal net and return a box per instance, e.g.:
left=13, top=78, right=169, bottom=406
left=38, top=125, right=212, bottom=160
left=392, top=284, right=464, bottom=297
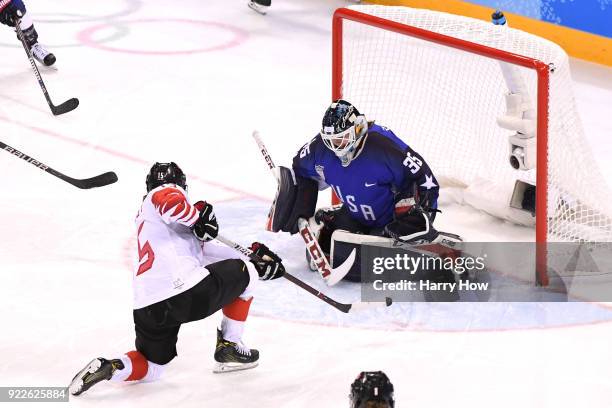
left=333, top=5, right=612, bottom=285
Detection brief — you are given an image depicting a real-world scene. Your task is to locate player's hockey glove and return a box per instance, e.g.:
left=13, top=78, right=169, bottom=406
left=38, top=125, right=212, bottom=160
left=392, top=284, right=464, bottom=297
left=0, top=1, right=23, bottom=27
left=394, top=189, right=440, bottom=221
left=393, top=191, right=418, bottom=220
left=249, top=242, right=285, bottom=280
left=385, top=190, right=438, bottom=243
left=314, top=204, right=343, bottom=227
left=191, top=201, right=218, bottom=242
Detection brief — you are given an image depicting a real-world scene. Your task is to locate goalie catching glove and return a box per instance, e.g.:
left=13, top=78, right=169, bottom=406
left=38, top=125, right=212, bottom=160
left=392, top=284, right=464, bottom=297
left=384, top=189, right=439, bottom=244
left=249, top=242, right=285, bottom=280
left=191, top=201, right=219, bottom=241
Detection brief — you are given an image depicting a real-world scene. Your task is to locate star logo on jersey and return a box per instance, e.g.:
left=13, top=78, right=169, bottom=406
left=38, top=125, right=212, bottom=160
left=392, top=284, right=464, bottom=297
left=420, top=174, right=437, bottom=190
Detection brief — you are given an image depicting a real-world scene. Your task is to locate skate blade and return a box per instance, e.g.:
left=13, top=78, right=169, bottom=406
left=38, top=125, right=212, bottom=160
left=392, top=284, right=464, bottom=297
left=248, top=3, right=267, bottom=14
left=69, top=358, right=101, bottom=396
left=213, top=361, right=259, bottom=373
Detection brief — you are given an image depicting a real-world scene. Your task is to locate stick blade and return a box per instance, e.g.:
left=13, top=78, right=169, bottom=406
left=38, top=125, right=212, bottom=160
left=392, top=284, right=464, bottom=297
left=72, top=171, right=118, bottom=189
left=346, top=297, right=393, bottom=313
left=326, top=248, right=357, bottom=286
left=52, top=98, right=79, bottom=116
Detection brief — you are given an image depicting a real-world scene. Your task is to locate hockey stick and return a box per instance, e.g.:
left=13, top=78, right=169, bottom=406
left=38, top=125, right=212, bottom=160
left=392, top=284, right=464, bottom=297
left=252, top=131, right=356, bottom=286
left=15, top=20, right=79, bottom=116
left=215, top=234, right=391, bottom=313
left=1, top=141, right=118, bottom=189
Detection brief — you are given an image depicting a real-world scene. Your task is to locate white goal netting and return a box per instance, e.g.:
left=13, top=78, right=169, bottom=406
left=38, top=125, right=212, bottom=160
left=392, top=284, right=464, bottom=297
left=339, top=5, right=612, bottom=243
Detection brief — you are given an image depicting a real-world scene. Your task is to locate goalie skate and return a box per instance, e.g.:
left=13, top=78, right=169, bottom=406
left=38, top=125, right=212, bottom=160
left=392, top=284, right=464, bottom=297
left=213, top=329, right=259, bottom=373
left=69, top=357, right=124, bottom=396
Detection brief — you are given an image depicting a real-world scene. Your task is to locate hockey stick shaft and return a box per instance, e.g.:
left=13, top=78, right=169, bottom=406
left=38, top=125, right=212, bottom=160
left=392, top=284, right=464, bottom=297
left=253, top=131, right=277, bottom=173
left=1, top=140, right=118, bottom=189
left=15, top=20, right=79, bottom=116
left=215, top=234, right=390, bottom=313
left=252, top=131, right=354, bottom=286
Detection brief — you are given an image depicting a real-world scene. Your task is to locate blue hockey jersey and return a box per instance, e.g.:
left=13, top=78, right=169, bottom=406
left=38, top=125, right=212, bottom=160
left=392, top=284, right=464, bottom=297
left=292, top=123, right=439, bottom=228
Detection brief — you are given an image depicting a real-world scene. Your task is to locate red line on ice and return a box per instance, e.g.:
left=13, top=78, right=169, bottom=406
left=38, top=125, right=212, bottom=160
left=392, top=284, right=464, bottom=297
left=77, top=19, right=249, bottom=55
left=0, top=115, right=269, bottom=201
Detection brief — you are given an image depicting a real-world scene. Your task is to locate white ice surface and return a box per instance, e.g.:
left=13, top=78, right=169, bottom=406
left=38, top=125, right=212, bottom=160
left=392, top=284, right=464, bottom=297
left=1, top=0, right=612, bottom=406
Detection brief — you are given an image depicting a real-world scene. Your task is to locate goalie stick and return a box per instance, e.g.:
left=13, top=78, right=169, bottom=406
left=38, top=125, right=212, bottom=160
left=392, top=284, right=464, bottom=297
left=15, top=20, right=79, bottom=116
left=252, top=130, right=356, bottom=286
left=215, top=234, right=392, bottom=313
left=1, top=141, right=118, bottom=189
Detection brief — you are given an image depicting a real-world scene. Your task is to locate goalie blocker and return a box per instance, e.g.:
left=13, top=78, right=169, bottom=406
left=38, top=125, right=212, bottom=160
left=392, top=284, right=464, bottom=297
left=266, top=166, right=319, bottom=233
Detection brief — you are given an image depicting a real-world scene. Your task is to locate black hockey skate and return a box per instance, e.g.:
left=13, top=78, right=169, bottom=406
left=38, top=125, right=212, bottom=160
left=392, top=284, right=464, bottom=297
left=69, top=358, right=124, bottom=396
left=248, top=0, right=269, bottom=15
left=31, top=43, right=56, bottom=67
left=19, top=26, right=56, bottom=67
left=213, top=329, right=259, bottom=373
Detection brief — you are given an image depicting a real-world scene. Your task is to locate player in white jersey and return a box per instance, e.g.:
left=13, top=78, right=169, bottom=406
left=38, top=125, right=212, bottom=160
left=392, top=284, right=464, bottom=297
left=69, top=162, right=285, bottom=396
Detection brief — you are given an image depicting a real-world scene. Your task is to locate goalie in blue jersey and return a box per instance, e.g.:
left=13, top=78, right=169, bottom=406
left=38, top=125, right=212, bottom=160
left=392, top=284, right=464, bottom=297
left=267, top=99, right=461, bottom=281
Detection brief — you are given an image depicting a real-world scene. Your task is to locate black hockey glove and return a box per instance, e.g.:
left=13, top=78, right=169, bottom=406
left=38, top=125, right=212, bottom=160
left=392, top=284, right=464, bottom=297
left=314, top=205, right=341, bottom=226
left=249, top=242, right=285, bottom=280
left=393, top=191, right=419, bottom=220
left=191, top=201, right=218, bottom=242
left=394, top=188, right=440, bottom=222
left=386, top=190, right=438, bottom=243
left=0, top=1, right=23, bottom=27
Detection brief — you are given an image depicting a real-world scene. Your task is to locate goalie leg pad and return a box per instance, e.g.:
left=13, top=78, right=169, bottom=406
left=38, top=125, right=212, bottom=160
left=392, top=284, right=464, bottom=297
left=330, top=229, right=464, bottom=283
left=331, top=230, right=392, bottom=282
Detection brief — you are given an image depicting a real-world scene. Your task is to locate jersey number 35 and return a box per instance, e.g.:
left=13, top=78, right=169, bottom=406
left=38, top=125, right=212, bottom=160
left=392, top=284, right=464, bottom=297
left=403, top=151, right=422, bottom=174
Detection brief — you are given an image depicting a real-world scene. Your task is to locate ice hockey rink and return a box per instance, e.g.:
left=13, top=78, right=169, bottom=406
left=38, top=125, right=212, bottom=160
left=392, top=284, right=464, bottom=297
left=1, top=0, right=612, bottom=406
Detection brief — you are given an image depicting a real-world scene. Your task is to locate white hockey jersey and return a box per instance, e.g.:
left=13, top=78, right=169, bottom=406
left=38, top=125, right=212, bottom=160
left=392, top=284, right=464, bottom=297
left=132, top=184, right=242, bottom=309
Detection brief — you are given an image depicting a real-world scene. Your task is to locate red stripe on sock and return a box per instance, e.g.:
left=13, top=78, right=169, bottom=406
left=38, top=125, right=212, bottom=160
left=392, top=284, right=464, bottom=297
left=125, top=351, right=148, bottom=381
left=222, top=297, right=253, bottom=322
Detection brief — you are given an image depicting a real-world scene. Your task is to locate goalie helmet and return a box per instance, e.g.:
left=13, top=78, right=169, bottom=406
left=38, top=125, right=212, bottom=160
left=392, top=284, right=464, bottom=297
left=146, top=162, right=187, bottom=192
left=349, top=371, right=394, bottom=408
left=320, top=99, right=368, bottom=166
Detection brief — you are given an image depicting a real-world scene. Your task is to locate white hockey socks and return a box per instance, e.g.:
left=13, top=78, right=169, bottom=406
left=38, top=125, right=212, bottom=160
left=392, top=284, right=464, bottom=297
left=110, top=351, right=165, bottom=382
left=221, top=296, right=253, bottom=343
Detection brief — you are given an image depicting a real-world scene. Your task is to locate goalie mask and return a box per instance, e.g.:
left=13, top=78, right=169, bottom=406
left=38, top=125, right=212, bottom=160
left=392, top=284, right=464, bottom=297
left=146, top=162, right=187, bottom=192
left=320, top=99, right=368, bottom=166
left=350, top=371, right=394, bottom=408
